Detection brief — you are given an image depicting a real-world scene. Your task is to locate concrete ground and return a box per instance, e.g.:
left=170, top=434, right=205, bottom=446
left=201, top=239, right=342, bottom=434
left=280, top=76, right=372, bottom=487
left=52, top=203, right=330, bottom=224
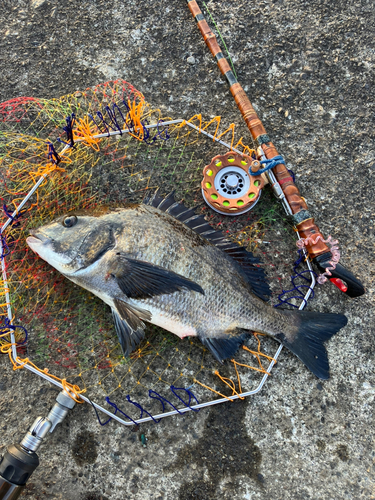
left=0, top=0, right=374, bottom=499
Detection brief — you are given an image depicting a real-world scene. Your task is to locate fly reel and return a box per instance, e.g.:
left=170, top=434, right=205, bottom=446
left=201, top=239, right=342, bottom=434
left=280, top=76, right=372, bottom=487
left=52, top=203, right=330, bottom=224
left=202, top=151, right=264, bottom=215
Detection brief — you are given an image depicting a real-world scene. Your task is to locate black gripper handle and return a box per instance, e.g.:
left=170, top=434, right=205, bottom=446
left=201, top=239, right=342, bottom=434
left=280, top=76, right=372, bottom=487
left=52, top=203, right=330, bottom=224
left=313, top=252, right=365, bottom=298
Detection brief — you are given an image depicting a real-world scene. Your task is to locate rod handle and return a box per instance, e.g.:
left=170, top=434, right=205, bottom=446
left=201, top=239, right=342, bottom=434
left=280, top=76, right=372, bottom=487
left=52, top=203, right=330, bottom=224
left=0, top=477, right=24, bottom=500
left=0, top=444, right=39, bottom=500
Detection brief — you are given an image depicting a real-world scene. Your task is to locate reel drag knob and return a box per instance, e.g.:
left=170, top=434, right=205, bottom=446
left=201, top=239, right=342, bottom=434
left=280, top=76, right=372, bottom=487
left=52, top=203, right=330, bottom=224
left=202, top=152, right=264, bottom=216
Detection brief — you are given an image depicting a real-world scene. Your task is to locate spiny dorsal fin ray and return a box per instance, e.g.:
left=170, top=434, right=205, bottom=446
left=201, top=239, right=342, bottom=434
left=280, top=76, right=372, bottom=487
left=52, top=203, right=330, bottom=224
left=143, top=191, right=271, bottom=301
left=157, top=191, right=177, bottom=212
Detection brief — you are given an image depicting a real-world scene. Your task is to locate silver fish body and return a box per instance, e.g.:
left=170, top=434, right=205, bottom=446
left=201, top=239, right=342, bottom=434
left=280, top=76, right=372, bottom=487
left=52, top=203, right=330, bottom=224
left=27, top=193, right=347, bottom=379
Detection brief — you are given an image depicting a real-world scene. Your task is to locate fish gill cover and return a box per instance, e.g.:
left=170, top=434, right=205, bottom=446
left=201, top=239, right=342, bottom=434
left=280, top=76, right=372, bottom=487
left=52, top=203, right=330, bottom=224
left=0, top=80, right=311, bottom=422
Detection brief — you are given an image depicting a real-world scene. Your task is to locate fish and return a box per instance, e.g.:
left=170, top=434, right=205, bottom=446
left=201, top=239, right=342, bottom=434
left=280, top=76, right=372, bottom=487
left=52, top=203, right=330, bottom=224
left=26, top=191, right=348, bottom=379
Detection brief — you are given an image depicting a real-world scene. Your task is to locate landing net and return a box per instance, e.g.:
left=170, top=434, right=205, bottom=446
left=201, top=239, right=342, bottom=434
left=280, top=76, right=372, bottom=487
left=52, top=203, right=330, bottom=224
left=0, top=80, right=314, bottom=425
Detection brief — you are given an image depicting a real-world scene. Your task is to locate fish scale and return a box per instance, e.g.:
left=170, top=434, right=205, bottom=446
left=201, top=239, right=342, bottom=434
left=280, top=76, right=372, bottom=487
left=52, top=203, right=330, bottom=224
left=26, top=192, right=348, bottom=379
left=128, top=206, right=255, bottom=333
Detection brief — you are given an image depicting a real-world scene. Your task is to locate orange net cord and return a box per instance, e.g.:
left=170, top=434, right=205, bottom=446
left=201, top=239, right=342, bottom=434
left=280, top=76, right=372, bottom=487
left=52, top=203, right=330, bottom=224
left=214, top=370, right=245, bottom=400
left=193, top=377, right=234, bottom=402
left=73, top=116, right=101, bottom=151
left=243, top=334, right=277, bottom=370
left=195, top=333, right=277, bottom=401
left=1, top=343, right=86, bottom=403
left=176, top=114, right=253, bottom=155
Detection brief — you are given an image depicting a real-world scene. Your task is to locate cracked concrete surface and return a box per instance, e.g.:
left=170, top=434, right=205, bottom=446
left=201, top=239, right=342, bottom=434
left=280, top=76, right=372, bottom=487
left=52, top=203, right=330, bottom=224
left=0, top=0, right=374, bottom=499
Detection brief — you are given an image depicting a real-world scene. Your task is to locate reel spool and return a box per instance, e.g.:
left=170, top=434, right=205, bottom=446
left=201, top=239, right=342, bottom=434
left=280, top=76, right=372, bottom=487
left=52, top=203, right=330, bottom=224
left=202, top=151, right=264, bottom=216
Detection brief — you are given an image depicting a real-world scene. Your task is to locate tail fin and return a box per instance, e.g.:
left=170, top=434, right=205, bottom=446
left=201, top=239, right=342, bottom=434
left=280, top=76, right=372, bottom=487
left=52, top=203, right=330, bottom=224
left=275, top=311, right=348, bottom=379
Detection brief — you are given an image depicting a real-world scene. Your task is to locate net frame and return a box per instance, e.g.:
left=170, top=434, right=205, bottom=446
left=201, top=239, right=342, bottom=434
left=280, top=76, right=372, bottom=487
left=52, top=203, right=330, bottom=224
left=0, top=115, right=316, bottom=426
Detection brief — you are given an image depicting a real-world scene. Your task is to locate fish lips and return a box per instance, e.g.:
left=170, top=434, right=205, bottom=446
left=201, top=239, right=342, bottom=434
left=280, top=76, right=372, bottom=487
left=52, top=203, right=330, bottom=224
left=26, top=230, right=52, bottom=251
left=26, top=230, right=75, bottom=270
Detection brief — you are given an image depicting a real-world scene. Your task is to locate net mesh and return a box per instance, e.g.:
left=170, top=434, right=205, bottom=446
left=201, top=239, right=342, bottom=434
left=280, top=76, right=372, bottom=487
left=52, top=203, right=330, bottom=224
left=0, top=80, right=305, bottom=420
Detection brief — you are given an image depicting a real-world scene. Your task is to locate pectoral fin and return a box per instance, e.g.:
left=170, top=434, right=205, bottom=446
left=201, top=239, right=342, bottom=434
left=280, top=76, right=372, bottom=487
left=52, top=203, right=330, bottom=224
left=109, top=254, right=204, bottom=300
left=111, top=299, right=152, bottom=357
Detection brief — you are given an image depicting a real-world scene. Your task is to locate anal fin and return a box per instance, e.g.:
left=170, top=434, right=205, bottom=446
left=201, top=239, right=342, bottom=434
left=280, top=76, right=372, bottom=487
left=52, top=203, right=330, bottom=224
left=199, top=330, right=249, bottom=363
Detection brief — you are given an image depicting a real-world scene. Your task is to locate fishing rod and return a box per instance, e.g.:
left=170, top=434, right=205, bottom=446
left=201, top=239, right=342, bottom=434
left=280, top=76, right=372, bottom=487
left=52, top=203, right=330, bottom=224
left=186, top=0, right=365, bottom=298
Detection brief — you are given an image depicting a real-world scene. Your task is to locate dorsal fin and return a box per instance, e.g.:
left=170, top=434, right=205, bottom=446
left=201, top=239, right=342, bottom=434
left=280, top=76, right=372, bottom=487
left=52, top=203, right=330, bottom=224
left=143, top=191, right=271, bottom=301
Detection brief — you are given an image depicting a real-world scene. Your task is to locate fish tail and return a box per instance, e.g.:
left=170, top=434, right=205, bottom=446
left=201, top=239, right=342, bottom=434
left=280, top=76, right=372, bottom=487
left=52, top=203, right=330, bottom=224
left=274, top=311, right=348, bottom=380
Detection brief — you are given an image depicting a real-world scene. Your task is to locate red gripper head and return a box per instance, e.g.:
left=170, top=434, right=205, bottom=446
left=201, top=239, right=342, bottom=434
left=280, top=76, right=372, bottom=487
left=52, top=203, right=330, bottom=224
left=329, top=277, right=348, bottom=293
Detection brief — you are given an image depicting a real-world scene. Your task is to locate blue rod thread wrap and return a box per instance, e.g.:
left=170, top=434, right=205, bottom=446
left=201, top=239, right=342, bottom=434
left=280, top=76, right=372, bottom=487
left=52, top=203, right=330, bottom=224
left=47, top=142, right=62, bottom=165
left=249, top=155, right=285, bottom=176
left=170, top=386, right=200, bottom=411
left=1, top=204, right=27, bottom=258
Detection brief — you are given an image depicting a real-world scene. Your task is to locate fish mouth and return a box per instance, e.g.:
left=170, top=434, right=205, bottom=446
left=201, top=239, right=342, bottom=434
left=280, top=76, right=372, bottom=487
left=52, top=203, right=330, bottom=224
left=26, top=231, right=52, bottom=248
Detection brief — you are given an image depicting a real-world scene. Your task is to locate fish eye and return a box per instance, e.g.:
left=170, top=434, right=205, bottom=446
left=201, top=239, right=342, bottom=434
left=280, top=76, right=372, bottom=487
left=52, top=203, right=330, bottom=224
left=63, top=215, right=78, bottom=228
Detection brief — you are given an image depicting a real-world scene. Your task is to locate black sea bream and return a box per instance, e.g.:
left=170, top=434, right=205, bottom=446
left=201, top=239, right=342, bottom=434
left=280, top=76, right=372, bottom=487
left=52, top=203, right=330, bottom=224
left=26, top=192, right=347, bottom=379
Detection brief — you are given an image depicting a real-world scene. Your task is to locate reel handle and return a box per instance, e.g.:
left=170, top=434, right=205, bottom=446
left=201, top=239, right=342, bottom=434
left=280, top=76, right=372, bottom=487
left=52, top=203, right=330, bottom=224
left=313, top=252, right=365, bottom=297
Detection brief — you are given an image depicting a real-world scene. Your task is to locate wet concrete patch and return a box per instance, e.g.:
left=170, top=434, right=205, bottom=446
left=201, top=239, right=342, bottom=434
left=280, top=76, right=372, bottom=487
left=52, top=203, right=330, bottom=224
left=72, top=431, right=98, bottom=466
left=81, top=494, right=109, bottom=500
left=166, top=399, right=262, bottom=499
left=336, top=444, right=349, bottom=462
